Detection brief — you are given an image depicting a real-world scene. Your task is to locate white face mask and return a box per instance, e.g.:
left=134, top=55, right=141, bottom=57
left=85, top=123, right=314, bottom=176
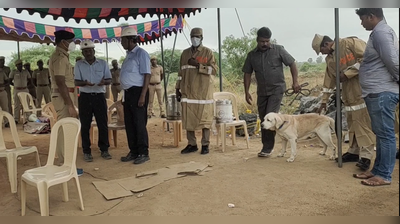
left=68, top=42, right=76, bottom=52
left=191, top=37, right=201, bottom=47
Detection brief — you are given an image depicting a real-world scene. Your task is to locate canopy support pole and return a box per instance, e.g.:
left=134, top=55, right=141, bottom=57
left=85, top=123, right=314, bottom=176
left=165, top=31, right=178, bottom=90
left=217, top=8, right=223, bottom=92
left=334, top=8, right=343, bottom=168
left=17, top=41, right=20, bottom=59
left=105, top=41, right=109, bottom=63
left=158, top=14, right=170, bottom=130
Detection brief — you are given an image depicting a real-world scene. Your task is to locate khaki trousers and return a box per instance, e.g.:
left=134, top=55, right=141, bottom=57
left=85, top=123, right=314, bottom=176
left=0, top=90, right=8, bottom=112
left=148, top=84, right=165, bottom=116
left=5, top=86, right=12, bottom=115
left=13, top=88, right=29, bottom=121
left=36, top=86, right=51, bottom=108
left=187, top=128, right=210, bottom=146
left=111, top=85, right=122, bottom=102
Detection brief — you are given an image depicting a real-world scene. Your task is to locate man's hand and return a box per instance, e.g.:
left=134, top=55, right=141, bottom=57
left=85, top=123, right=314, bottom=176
left=97, top=78, right=105, bottom=86
left=68, top=105, right=78, bottom=118
left=317, top=103, right=327, bottom=115
left=292, top=81, right=301, bottom=93
left=245, top=92, right=253, bottom=105
left=188, top=58, right=199, bottom=67
left=339, top=71, right=348, bottom=82
left=85, top=80, right=95, bottom=86
left=138, top=95, right=145, bottom=107
left=176, top=89, right=182, bottom=102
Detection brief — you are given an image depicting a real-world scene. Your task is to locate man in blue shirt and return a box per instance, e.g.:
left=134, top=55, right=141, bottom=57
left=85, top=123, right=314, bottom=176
left=74, top=39, right=112, bottom=162
left=118, top=27, right=152, bottom=165
left=354, top=8, right=399, bottom=186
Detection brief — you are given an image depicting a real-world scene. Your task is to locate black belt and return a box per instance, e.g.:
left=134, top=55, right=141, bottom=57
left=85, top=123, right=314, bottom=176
left=149, top=83, right=160, bottom=86
left=80, top=92, right=105, bottom=96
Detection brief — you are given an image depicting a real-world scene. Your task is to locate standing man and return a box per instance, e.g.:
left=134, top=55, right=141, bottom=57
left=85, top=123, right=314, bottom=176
left=0, top=58, right=9, bottom=114
left=49, top=30, right=78, bottom=164
left=24, top=62, right=37, bottom=102
left=110, top=59, right=122, bottom=102
left=175, top=27, right=218, bottom=155
left=312, top=34, right=376, bottom=171
left=0, top=56, right=12, bottom=116
left=74, top=39, right=112, bottom=162
left=119, top=27, right=152, bottom=165
left=243, top=27, right=300, bottom=157
left=33, top=59, right=51, bottom=108
left=9, top=59, right=31, bottom=124
left=148, top=56, right=166, bottom=118
left=354, top=8, right=399, bottom=186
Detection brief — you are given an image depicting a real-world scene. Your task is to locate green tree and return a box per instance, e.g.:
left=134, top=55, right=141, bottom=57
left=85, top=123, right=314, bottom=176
left=316, top=55, right=323, bottom=64
left=307, top=58, right=313, bottom=63
left=150, top=49, right=182, bottom=74
left=221, top=27, right=277, bottom=79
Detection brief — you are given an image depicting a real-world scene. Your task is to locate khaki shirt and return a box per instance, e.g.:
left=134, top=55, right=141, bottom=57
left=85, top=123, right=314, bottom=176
left=0, top=66, right=10, bottom=90
left=49, top=47, right=74, bottom=89
left=9, top=69, right=31, bottom=88
left=110, top=68, right=121, bottom=84
left=150, top=65, right=163, bottom=84
left=322, top=37, right=366, bottom=106
left=33, top=68, right=50, bottom=85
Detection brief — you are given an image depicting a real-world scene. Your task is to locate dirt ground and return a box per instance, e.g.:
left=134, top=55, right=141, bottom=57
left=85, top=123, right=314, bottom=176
left=0, top=116, right=399, bottom=216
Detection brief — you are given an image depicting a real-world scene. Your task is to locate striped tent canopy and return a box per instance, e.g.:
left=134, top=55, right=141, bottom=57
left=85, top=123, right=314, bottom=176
left=3, top=8, right=202, bottom=23
left=0, top=15, right=185, bottom=45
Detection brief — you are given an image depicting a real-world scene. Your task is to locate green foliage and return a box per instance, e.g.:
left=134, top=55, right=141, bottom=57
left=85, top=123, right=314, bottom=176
left=150, top=49, right=182, bottom=74
left=316, top=55, right=323, bottom=63
left=221, top=27, right=277, bottom=79
left=299, top=62, right=326, bottom=73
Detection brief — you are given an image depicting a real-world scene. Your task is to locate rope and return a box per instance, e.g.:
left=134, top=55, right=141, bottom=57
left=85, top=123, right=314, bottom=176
left=234, top=8, right=246, bottom=37
left=284, top=82, right=311, bottom=106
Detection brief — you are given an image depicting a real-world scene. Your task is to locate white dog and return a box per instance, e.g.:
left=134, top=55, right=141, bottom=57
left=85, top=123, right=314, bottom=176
left=261, top=112, right=337, bottom=162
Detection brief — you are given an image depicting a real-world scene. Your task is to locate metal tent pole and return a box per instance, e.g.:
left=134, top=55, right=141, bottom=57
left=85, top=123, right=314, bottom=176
left=334, top=8, right=343, bottom=168
left=158, top=15, right=167, bottom=104
left=166, top=32, right=178, bottom=88
left=17, top=41, right=20, bottom=59
left=217, top=8, right=223, bottom=92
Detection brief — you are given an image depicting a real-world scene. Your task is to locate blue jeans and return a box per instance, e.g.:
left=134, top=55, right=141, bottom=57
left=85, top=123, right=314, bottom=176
left=364, top=91, right=399, bottom=182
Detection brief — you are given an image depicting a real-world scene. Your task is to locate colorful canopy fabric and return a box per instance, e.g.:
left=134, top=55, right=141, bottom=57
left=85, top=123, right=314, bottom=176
left=3, top=8, right=202, bottom=23
left=0, top=15, right=185, bottom=45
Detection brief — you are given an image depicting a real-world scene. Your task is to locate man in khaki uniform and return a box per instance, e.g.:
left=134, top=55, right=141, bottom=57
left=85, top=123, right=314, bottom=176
left=0, top=58, right=9, bottom=113
left=148, top=56, right=166, bottom=118
left=312, top=34, right=376, bottom=171
left=0, top=56, right=12, bottom=116
left=110, top=59, right=122, bottom=102
left=24, top=62, right=37, bottom=102
left=49, top=30, right=78, bottom=164
left=9, top=59, right=31, bottom=123
left=176, top=27, right=218, bottom=155
left=33, top=59, right=51, bottom=108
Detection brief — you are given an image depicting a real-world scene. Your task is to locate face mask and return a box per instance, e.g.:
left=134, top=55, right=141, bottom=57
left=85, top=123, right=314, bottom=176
left=68, top=42, right=76, bottom=52
left=191, top=37, right=201, bottom=47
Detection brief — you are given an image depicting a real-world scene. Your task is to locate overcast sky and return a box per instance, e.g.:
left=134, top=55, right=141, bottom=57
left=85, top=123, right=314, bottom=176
left=0, top=8, right=398, bottom=63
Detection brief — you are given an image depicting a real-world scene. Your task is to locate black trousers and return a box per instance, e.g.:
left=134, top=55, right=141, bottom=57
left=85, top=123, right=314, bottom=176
left=78, top=92, right=109, bottom=154
left=124, top=86, right=149, bottom=156
left=258, top=94, right=283, bottom=152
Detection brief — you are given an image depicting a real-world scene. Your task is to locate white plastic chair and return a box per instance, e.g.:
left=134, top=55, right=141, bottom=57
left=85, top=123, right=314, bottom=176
left=0, top=109, right=41, bottom=193
left=213, top=92, right=250, bottom=152
left=42, top=102, right=58, bottom=129
left=21, top=117, right=84, bottom=216
left=17, top=92, right=42, bottom=124
left=107, top=100, right=125, bottom=147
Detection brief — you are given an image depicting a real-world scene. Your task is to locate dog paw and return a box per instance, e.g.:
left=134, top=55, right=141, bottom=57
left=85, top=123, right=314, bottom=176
left=286, top=157, right=295, bottom=162
left=319, top=151, right=326, bottom=155
left=277, top=153, right=285, bottom=157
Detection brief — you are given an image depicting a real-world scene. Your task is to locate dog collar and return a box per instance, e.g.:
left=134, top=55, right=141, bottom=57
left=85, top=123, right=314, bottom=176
left=278, top=121, right=287, bottom=130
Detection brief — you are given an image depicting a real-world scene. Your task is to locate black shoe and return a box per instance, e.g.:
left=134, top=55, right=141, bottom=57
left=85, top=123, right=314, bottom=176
left=4, top=122, right=9, bottom=128
left=201, top=145, right=209, bottom=155
left=396, top=149, right=399, bottom=159
left=181, top=145, right=198, bottom=154
left=133, top=155, right=150, bottom=164
left=147, top=115, right=151, bottom=119
left=335, top=152, right=359, bottom=162
left=84, top=153, right=93, bottom=162
left=161, top=114, right=166, bottom=118
left=101, top=151, right=112, bottom=160
left=121, top=152, right=137, bottom=162
left=14, top=120, right=18, bottom=124
left=356, top=158, right=371, bottom=171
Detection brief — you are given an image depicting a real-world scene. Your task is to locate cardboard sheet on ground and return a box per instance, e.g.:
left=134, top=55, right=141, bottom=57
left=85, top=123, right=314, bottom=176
left=92, top=161, right=211, bottom=200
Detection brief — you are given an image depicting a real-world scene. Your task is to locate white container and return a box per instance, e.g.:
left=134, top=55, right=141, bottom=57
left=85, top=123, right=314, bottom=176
left=215, top=99, right=233, bottom=123
left=166, top=94, right=182, bottom=120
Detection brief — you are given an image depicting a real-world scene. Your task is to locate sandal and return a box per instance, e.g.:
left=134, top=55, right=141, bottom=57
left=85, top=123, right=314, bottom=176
left=353, top=171, right=374, bottom=179
left=361, top=176, right=391, bottom=187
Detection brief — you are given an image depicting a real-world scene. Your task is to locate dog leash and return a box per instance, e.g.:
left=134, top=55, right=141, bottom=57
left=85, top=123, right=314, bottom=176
left=284, top=82, right=311, bottom=106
